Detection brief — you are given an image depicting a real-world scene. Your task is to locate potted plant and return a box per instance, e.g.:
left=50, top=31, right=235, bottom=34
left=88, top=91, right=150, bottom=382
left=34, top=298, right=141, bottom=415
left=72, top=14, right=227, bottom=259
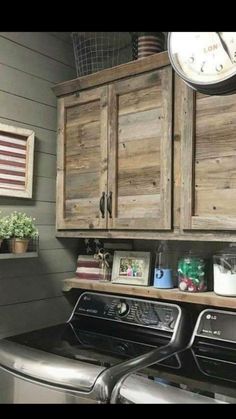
left=0, top=212, right=5, bottom=249
left=1, top=211, right=39, bottom=254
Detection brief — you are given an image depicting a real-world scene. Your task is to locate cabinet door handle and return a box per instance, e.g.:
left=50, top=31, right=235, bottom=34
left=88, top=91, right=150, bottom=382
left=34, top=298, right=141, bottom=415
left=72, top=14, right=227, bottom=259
left=107, top=191, right=112, bottom=218
left=99, top=192, right=105, bottom=218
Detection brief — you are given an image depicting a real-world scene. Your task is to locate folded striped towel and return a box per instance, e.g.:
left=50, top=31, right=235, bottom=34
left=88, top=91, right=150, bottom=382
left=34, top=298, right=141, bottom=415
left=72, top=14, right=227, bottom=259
left=76, top=255, right=101, bottom=280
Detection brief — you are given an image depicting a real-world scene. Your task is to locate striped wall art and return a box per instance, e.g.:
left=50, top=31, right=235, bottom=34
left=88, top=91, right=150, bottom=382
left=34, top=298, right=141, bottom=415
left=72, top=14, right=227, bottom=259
left=0, top=123, right=34, bottom=198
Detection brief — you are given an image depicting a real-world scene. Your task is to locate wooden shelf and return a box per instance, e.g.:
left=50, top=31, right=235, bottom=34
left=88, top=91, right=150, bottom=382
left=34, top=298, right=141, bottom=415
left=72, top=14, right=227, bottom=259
left=0, top=252, right=38, bottom=259
left=63, top=278, right=236, bottom=309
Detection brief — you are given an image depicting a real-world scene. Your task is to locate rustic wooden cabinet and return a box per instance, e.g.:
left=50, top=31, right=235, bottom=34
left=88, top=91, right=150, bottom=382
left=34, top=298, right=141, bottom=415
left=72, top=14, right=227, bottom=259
left=57, top=86, right=108, bottom=230
left=180, top=83, right=236, bottom=231
left=55, top=55, right=173, bottom=232
left=54, top=51, right=236, bottom=241
left=108, top=68, right=172, bottom=230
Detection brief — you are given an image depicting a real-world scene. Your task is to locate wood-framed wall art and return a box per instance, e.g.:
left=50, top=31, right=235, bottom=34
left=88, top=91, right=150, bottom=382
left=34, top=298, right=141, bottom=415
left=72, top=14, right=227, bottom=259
left=0, top=123, right=35, bottom=198
left=111, top=251, right=151, bottom=286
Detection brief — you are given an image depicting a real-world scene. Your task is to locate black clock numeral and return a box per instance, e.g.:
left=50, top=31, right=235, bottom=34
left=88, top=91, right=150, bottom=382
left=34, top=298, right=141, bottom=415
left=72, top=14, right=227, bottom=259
left=216, top=64, right=223, bottom=72
left=201, top=61, right=206, bottom=72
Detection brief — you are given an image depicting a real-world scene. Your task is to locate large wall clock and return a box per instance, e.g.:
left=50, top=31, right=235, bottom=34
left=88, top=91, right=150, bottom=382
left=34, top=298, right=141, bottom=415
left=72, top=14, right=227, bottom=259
left=168, top=32, right=236, bottom=95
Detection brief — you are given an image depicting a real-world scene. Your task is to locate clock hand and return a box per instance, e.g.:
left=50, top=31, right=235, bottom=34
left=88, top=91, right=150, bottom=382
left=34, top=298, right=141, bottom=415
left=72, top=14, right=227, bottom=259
left=216, top=32, right=234, bottom=64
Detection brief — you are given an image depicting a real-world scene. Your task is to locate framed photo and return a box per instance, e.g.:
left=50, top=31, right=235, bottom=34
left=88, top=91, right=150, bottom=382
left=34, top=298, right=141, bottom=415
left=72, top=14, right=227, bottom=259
left=0, top=122, right=35, bottom=198
left=111, top=251, right=151, bottom=286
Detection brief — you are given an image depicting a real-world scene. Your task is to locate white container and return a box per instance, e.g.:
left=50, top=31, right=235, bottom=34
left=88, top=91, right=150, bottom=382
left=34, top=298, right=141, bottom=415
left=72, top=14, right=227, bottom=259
left=213, top=245, right=236, bottom=296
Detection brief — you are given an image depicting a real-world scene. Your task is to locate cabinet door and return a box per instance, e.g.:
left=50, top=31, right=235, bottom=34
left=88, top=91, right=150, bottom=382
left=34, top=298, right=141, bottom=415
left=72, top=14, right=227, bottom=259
left=108, top=67, right=173, bottom=230
left=180, top=81, right=236, bottom=230
left=57, top=86, right=108, bottom=230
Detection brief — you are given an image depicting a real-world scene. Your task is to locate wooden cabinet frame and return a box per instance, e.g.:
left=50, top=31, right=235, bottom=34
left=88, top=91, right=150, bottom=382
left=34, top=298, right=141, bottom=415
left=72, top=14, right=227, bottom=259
left=54, top=52, right=236, bottom=240
left=180, top=83, right=236, bottom=231
left=107, top=68, right=173, bottom=230
left=56, top=87, right=108, bottom=230
left=56, top=62, right=173, bottom=232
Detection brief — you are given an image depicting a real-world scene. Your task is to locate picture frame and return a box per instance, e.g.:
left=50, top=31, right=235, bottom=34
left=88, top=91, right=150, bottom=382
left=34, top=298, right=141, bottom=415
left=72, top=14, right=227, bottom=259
left=0, top=122, right=35, bottom=198
left=111, top=251, right=151, bottom=286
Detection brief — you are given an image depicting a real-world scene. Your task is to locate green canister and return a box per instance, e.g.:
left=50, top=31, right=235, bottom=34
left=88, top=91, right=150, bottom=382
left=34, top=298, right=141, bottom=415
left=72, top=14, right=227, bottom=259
left=178, top=253, right=207, bottom=293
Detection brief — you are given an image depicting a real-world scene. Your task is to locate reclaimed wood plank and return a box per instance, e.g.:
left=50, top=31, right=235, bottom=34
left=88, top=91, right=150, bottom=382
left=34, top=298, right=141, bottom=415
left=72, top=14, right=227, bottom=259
left=53, top=51, right=170, bottom=96
left=62, top=278, right=236, bottom=309
left=58, top=87, right=108, bottom=229
left=65, top=172, right=99, bottom=200
left=66, top=149, right=100, bottom=173
left=117, top=194, right=160, bottom=219
left=173, top=74, right=182, bottom=229
left=55, top=228, right=236, bottom=242
left=118, top=167, right=160, bottom=196
left=118, top=84, right=162, bottom=116
left=195, top=189, right=236, bottom=217
left=118, top=138, right=160, bottom=171
left=192, top=216, right=236, bottom=230
left=108, top=66, right=172, bottom=230
left=107, top=84, right=118, bottom=228
left=195, top=155, right=236, bottom=181
left=66, top=100, right=100, bottom=125
left=159, top=66, right=172, bottom=229
left=65, top=122, right=100, bottom=152
left=56, top=97, right=65, bottom=229
left=118, top=108, right=162, bottom=142
left=180, top=84, right=195, bottom=230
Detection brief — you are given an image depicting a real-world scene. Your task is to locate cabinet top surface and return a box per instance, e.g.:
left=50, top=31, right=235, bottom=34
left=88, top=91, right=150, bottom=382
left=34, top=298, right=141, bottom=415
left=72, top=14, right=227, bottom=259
left=53, top=51, right=170, bottom=97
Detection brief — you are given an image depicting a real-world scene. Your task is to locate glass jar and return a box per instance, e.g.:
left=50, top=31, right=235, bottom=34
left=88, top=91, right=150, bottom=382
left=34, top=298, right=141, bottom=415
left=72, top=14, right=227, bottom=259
left=177, top=253, right=207, bottom=292
left=213, top=244, right=236, bottom=296
left=153, top=241, right=174, bottom=288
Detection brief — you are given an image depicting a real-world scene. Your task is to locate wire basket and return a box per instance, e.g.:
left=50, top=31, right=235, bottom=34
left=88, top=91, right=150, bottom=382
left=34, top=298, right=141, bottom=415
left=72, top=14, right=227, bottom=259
left=71, top=32, right=132, bottom=77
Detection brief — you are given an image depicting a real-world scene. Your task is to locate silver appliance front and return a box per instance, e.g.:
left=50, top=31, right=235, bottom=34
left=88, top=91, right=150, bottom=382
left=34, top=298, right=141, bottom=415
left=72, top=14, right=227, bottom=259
left=0, top=292, right=189, bottom=404
left=0, top=367, right=98, bottom=404
left=118, top=375, right=224, bottom=404
left=112, top=307, right=236, bottom=404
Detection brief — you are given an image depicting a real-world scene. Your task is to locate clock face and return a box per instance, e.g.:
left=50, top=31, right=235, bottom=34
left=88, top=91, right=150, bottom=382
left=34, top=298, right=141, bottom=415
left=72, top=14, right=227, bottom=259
left=168, top=32, right=236, bottom=85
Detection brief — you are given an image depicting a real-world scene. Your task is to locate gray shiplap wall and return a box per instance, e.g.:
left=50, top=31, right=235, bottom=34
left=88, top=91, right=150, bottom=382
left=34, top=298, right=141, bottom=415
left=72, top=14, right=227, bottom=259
left=0, top=32, right=78, bottom=338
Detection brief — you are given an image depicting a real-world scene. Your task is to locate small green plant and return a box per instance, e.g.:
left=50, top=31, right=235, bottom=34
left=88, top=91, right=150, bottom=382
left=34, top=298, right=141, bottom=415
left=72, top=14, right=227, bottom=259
left=0, top=212, right=6, bottom=240
left=0, top=211, right=39, bottom=239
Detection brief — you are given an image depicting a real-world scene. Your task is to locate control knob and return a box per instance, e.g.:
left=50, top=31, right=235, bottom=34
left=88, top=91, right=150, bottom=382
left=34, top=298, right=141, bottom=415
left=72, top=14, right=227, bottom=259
left=116, top=301, right=129, bottom=317
left=116, top=343, right=129, bottom=353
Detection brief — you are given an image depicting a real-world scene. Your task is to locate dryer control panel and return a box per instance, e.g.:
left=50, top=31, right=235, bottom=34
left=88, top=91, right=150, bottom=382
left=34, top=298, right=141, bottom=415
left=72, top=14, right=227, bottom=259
left=192, top=309, right=236, bottom=384
left=73, top=292, right=181, bottom=333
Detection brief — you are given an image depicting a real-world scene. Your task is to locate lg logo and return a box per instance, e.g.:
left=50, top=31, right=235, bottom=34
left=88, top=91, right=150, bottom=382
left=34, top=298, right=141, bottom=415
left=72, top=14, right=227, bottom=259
left=206, top=314, right=217, bottom=320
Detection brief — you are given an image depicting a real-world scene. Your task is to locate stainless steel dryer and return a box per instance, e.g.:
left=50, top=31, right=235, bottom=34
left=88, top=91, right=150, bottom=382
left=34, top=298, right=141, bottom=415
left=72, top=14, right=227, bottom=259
left=112, top=307, right=236, bottom=404
left=0, top=292, right=190, bottom=404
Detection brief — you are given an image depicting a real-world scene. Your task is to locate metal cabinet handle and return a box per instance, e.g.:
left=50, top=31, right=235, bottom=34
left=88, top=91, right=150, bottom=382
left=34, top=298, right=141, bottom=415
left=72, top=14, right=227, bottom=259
left=107, top=191, right=112, bottom=218
left=99, top=192, right=105, bottom=218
